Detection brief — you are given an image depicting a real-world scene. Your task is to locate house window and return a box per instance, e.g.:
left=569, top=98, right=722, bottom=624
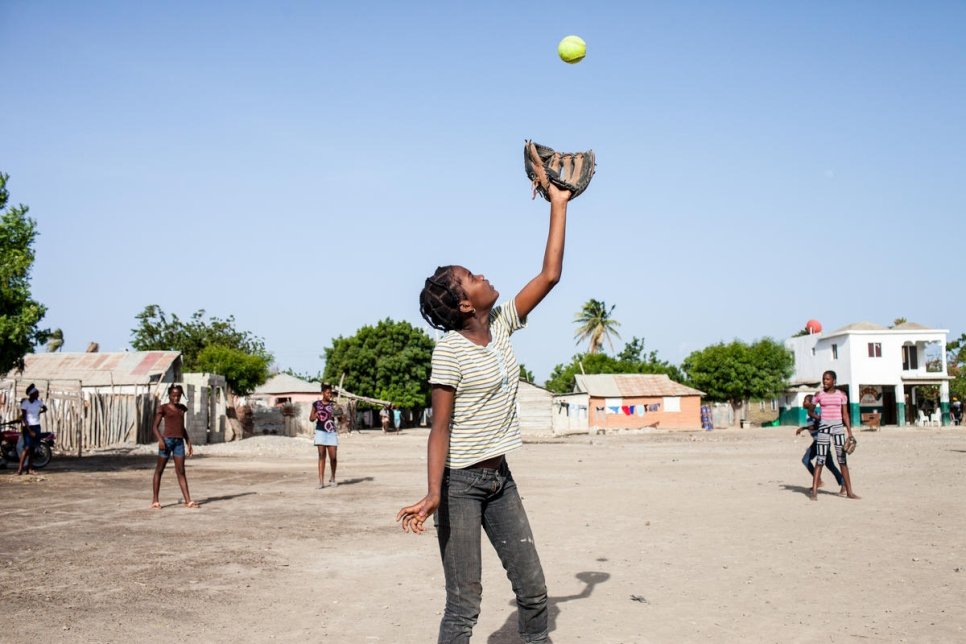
left=902, top=345, right=918, bottom=371
left=832, top=344, right=838, bottom=359
left=868, top=342, right=882, bottom=358
left=771, top=399, right=778, bottom=411
left=663, top=396, right=681, bottom=412
left=759, top=401, right=765, bottom=411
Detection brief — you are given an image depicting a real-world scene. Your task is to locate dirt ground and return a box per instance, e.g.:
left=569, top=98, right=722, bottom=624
left=2, top=426, right=965, bottom=643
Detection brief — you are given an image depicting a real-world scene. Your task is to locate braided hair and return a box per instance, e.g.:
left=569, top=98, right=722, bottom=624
left=419, top=266, right=467, bottom=331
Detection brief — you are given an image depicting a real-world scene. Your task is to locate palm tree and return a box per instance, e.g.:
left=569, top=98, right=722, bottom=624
left=573, top=299, right=621, bottom=354
left=46, top=328, right=64, bottom=352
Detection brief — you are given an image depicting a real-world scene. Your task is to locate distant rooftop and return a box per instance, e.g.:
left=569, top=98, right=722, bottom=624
left=253, top=373, right=320, bottom=395
left=6, top=351, right=182, bottom=387
left=574, top=374, right=704, bottom=397
left=822, top=321, right=947, bottom=337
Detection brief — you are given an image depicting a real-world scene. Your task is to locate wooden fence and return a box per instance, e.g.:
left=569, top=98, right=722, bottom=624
left=0, top=379, right=159, bottom=453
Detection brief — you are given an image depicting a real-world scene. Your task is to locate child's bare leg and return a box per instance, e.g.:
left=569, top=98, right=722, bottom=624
left=810, top=464, right=823, bottom=500
left=839, top=463, right=860, bottom=499
left=327, top=446, right=338, bottom=483
left=317, top=446, right=328, bottom=486
left=152, top=457, right=168, bottom=508
left=16, top=444, right=30, bottom=474
left=174, top=457, right=197, bottom=507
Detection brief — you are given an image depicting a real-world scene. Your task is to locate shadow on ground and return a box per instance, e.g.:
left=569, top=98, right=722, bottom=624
left=0, top=452, right=165, bottom=474
left=327, top=477, right=374, bottom=487
left=487, top=571, right=611, bottom=643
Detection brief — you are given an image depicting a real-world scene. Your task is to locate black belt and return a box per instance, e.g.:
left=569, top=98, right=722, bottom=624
left=466, top=454, right=506, bottom=470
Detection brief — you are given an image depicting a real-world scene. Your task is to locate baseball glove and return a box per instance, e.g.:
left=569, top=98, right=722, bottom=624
left=843, top=435, right=857, bottom=455
left=524, top=140, right=596, bottom=201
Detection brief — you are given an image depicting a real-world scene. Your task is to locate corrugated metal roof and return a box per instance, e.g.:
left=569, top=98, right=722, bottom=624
left=574, top=374, right=704, bottom=397
left=9, top=351, right=182, bottom=386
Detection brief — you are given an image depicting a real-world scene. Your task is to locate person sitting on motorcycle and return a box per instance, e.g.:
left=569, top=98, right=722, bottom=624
left=18, top=383, right=47, bottom=475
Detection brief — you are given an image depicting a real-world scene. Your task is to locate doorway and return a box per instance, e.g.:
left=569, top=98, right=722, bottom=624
left=881, top=388, right=896, bottom=425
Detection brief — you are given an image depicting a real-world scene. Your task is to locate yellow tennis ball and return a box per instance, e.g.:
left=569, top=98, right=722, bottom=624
left=558, top=35, right=587, bottom=64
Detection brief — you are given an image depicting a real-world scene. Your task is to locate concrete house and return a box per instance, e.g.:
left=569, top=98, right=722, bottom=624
left=782, top=321, right=951, bottom=426
left=553, top=374, right=705, bottom=432
left=250, top=373, right=322, bottom=407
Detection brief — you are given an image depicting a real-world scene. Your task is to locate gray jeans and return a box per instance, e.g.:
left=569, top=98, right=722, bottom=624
left=435, top=461, right=548, bottom=643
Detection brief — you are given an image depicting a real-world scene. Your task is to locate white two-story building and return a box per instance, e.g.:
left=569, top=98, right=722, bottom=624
left=781, top=321, right=951, bottom=427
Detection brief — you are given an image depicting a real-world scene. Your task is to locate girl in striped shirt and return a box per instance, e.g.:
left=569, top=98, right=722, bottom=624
left=396, top=182, right=572, bottom=643
left=809, top=370, right=860, bottom=501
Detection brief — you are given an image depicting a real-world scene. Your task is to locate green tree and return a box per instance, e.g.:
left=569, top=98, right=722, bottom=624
left=947, top=333, right=966, bottom=401
left=46, top=328, right=64, bottom=352
left=323, top=318, right=434, bottom=408
left=545, top=337, right=683, bottom=394
left=681, top=338, right=794, bottom=424
left=195, top=345, right=271, bottom=397
left=131, top=305, right=270, bottom=370
left=573, top=299, right=621, bottom=354
left=281, top=367, right=322, bottom=383
left=0, top=173, right=50, bottom=372
left=519, top=364, right=534, bottom=383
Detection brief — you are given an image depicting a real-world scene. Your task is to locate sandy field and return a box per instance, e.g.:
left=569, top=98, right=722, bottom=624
left=2, top=425, right=965, bottom=643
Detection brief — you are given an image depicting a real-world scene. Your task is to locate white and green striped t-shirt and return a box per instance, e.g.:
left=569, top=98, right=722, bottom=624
left=429, top=300, right=526, bottom=468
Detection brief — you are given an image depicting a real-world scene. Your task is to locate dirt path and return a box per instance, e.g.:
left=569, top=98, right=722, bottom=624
left=2, top=427, right=964, bottom=643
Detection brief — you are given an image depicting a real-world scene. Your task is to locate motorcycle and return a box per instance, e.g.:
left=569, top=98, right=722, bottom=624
left=0, top=421, right=56, bottom=470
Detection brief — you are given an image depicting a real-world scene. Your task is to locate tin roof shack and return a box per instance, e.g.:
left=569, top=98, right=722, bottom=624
left=517, top=381, right=553, bottom=436
left=570, top=374, right=705, bottom=432
left=1, top=351, right=183, bottom=451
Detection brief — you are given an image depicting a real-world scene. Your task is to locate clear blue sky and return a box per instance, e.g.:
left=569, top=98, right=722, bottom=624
left=3, top=1, right=964, bottom=383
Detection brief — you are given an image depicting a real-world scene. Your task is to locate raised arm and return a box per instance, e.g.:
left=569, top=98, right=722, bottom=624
left=514, top=185, right=571, bottom=320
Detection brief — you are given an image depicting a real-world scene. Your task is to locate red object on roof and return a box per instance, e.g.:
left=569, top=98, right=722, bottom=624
left=805, top=319, right=822, bottom=334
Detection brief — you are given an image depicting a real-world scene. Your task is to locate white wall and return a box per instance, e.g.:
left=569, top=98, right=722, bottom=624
left=552, top=393, right=589, bottom=433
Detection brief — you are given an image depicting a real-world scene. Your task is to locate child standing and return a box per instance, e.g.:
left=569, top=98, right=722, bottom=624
left=810, top=371, right=859, bottom=501
left=309, top=383, right=338, bottom=488
left=396, top=182, right=572, bottom=643
left=795, top=394, right=844, bottom=491
left=150, top=385, right=199, bottom=509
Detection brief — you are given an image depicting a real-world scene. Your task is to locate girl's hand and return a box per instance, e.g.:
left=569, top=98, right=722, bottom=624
left=396, top=494, right=440, bottom=535
left=187, top=442, right=193, bottom=457
left=546, top=183, right=572, bottom=204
